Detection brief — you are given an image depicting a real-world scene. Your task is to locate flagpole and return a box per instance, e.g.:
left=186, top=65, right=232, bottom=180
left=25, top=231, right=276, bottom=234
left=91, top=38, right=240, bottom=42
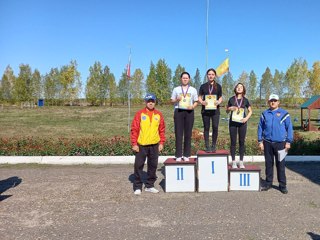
left=127, top=48, right=131, bottom=133
left=206, top=0, right=209, bottom=71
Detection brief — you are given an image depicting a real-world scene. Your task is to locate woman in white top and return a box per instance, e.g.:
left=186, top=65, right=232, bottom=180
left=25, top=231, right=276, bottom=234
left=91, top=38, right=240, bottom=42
left=171, top=72, right=198, bottom=161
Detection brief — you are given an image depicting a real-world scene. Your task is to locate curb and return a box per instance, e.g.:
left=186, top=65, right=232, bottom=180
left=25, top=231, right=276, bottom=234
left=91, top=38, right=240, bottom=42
left=0, top=155, right=319, bottom=165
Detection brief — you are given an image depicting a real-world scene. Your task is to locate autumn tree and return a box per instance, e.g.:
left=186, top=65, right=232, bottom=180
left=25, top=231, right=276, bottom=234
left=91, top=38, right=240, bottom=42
left=284, top=58, right=308, bottom=104
left=0, top=65, right=15, bottom=103
left=308, top=61, right=320, bottom=96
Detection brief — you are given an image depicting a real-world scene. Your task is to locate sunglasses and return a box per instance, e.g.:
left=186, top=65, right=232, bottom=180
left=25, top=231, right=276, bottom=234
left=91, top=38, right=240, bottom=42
left=270, top=99, right=278, bottom=102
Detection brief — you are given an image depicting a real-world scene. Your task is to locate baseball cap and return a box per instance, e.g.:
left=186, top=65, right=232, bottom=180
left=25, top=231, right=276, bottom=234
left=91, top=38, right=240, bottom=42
left=144, top=93, right=156, bottom=101
left=268, top=94, right=279, bottom=101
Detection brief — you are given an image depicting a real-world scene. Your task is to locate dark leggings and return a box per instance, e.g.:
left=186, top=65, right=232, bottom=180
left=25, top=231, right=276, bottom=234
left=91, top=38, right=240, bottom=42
left=202, top=112, right=220, bottom=147
left=229, top=123, right=247, bottom=161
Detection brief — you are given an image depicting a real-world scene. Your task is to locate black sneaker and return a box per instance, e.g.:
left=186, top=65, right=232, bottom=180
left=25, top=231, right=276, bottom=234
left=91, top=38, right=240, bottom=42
left=279, top=186, right=288, bottom=194
left=205, top=146, right=212, bottom=152
left=261, top=185, right=272, bottom=191
left=211, top=145, right=216, bottom=152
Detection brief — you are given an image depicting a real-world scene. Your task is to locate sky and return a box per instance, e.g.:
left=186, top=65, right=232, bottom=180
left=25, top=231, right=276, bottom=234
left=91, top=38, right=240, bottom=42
left=1, top=0, right=320, bottom=87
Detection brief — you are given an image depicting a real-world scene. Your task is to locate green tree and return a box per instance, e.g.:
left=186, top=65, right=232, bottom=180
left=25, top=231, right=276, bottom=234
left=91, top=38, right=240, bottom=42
left=130, top=68, right=144, bottom=103
left=172, top=64, right=185, bottom=88
left=237, top=71, right=249, bottom=88
left=309, top=61, right=320, bottom=96
left=108, top=73, right=117, bottom=106
left=13, top=64, right=32, bottom=103
left=273, top=69, right=285, bottom=98
left=260, top=67, right=273, bottom=103
left=86, top=62, right=103, bottom=105
left=284, top=58, right=308, bottom=104
left=247, top=71, right=258, bottom=102
left=31, top=69, right=42, bottom=103
left=146, top=62, right=157, bottom=94
left=43, top=68, right=60, bottom=106
left=222, top=71, right=234, bottom=100
left=0, top=65, right=15, bottom=103
left=154, top=59, right=171, bottom=105
left=193, top=68, right=201, bottom=93
left=118, top=70, right=128, bottom=105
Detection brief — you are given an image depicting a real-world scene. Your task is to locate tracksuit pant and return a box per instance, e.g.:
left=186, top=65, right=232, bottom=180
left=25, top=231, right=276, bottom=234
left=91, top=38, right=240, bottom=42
left=174, top=109, right=194, bottom=158
left=133, top=143, right=159, bottom=191
left=263, top=140, right=286, bottom=188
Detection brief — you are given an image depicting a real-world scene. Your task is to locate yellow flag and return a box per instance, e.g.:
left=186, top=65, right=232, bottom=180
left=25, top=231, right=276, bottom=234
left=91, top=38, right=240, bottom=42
left=216, top=58, right=229, bottom=77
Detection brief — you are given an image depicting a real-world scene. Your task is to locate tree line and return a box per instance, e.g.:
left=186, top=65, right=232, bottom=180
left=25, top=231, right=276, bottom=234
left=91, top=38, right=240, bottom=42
left=1, top=58, right=319, bottom=106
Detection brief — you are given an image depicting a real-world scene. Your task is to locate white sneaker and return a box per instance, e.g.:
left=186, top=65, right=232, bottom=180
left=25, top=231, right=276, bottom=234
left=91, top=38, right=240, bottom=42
left=176, top=157, right=182, bottom=162
left=145, top=187, right=159, bottom=193
left=183, top=156, right=189, bottom=162
left=232, top=161, right=238, bottom=169
left=239, top=161, right=245, bottom=169
left=134, top=189, right=141, bottom=195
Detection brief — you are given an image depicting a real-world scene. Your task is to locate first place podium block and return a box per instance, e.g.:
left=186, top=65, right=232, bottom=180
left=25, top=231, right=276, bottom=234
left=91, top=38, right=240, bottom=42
left=229, top=165, right=261, bottom=191
left=164, top=158, right=196, bottom=192
left=197, top=150, right=229, bottom=192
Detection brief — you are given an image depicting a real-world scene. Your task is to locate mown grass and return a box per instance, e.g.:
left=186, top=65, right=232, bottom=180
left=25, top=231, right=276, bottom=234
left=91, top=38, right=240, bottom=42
left=1, top=104, right=319, bottom=141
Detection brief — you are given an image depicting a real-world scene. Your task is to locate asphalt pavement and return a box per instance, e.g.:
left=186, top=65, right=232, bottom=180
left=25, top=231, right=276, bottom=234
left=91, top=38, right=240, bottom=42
left=1, top=162, right=320, bottom=240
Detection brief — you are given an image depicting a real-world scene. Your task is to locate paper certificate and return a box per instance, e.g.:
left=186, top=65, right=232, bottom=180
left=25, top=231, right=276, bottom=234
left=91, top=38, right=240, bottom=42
left=205, top=95, right=217, bottom=110
left=278, top=149, right=288, bottom=162
left=178, top=93, right=192, bottom=109
left=231, top=108, right=245, bottom=123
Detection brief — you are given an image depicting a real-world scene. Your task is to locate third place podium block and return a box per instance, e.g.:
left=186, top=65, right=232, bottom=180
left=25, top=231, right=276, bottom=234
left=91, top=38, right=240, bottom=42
left=197, top=150, right=229, bottom=192
left=228, top=165, right=261, bottom=191
left=164, top=158, right=196, bottom=192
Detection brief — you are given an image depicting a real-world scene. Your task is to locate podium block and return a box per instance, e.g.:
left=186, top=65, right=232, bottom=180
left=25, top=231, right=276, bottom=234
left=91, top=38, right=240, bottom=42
left=164, top=158, right=196, bottom=192
left=197, top=150, right=229, bottom=192
left=229, top=165, right=261, bottom=191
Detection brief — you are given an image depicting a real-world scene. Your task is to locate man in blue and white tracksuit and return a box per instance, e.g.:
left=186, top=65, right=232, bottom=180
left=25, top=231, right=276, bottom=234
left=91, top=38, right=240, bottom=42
left=258, top=94, right=293, bottom=194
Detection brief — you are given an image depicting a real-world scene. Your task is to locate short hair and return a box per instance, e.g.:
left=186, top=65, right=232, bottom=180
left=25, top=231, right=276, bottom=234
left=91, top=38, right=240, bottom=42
left=234, top=83, right=246, bottom=96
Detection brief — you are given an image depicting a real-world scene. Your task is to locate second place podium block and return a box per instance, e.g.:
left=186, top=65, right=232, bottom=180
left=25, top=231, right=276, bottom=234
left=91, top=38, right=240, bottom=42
left=164, top=158, right=196, bottom=192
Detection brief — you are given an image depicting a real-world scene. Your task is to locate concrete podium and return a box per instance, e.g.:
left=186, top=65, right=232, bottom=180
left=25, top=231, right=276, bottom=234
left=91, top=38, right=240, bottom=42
left=228, top=165, right=261, bottom=191
left=197, top=150, right=229, bottom=192
left=164, top=158, right=196, bottom=192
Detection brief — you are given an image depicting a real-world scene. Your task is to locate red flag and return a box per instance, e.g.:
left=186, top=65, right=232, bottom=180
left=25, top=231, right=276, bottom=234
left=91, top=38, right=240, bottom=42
left=126, top=55, right=131, bottom=79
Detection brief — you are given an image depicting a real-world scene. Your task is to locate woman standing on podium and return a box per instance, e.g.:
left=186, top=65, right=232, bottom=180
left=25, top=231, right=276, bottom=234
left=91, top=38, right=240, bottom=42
left=226, top=83, right=252, bottom=169
left=198, top=68, right=223, bottom=152
left=171, top=72, right=198, bottom=162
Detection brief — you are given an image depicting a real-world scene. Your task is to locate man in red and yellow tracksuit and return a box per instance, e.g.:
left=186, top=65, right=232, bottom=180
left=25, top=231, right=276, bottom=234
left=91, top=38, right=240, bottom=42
left=130, top=93, right=166, bottom=195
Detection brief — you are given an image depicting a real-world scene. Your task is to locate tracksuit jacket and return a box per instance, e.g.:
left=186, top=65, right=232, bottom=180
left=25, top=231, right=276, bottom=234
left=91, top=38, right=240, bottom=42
left=130, top=108, right=165, bottom=146
left=258, top=107, right=293, bottom=143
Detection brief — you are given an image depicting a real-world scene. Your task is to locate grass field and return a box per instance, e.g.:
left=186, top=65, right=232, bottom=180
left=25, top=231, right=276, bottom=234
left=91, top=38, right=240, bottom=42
left=1, top=104, right=319, bottom=141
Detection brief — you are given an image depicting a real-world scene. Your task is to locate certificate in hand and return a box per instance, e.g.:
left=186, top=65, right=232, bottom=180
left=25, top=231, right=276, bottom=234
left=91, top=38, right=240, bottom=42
left=231, top=108, right=244, bottom=123
left=205, top=95, right=217, bottom=110
left=178, top=93, right=192, bottom=109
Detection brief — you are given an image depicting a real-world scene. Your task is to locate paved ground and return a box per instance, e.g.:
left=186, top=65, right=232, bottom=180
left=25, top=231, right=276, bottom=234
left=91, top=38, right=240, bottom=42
left=0, top=162, right=320, bottom=240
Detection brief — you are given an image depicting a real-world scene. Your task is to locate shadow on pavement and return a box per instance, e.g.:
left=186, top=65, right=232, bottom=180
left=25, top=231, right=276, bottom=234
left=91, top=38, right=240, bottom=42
left=286, top=162, right=320, bottom=186
left=307, top=232, right=320, bottom=240
left=0, top=176, right=22, bottom=201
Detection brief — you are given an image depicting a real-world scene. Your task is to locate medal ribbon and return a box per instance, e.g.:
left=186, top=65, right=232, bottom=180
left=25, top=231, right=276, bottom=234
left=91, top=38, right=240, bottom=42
left=208, top=84, right=214, bottom=95
left=234, top=96, right=243, bottom=114
left=181, top=85, right=190, bottom=99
